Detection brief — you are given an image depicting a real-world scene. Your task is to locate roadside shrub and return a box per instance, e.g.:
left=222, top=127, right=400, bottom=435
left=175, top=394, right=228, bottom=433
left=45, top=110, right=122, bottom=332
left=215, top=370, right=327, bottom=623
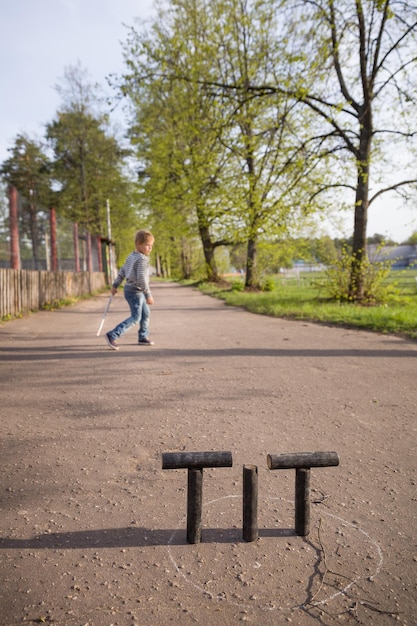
left=231, top=279, right=245, bottom=292
left=259, top=275, right=276, bottom=292
left=322, top=247, right=395, bottom=304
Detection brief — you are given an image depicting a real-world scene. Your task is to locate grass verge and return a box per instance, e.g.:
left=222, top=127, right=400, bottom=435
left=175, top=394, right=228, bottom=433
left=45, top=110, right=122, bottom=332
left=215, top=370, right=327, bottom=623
left=197, top=271, right=417, bottom=341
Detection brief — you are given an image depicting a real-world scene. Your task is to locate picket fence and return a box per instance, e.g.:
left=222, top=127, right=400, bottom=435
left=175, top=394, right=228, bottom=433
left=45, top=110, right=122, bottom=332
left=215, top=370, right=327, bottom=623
left=0, top=269, right=106, bottom=320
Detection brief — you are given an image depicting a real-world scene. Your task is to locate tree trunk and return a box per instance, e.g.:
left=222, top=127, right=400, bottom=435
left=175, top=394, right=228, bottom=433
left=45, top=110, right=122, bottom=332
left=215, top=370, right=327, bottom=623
left=29, top=202, right=40, bottom=270
left=349, top=107, right=372, bottom=301
left=245, top=236, right=257, bottom=288
left=181, top=238, right=192, bottom=279
left=198, top=222, right=218, bottom=281
left=243, top=136, right=259, bottom=289
left=349, top=178, right=368, bottom=300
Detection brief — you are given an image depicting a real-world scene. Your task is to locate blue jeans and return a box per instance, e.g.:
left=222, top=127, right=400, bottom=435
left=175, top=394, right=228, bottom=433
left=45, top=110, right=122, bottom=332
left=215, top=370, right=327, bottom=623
left=108, top=285, right=150, bottom=341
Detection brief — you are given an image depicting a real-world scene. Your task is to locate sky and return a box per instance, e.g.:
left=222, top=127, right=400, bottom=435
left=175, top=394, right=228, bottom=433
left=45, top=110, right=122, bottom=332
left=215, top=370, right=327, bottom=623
left=0, top=0, right=415, bottom=243
left=0, top=0, right=154, bottom=154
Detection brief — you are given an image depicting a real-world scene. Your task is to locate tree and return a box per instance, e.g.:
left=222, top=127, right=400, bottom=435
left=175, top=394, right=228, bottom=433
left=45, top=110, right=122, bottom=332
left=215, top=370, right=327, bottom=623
left=367, top=233, right=397, bottom=245
left=254, top=0, right=417, bottom=300
left=0, top=134, right=51, bottom=269
left=0, top=183, right=10, bottom=263
left=120, top=0, right=241, bottom=281
left=118, top=0, right=329, bottom=284
left=404, top=230, right=417, bottom=245
left=46, top=64, right=135, bottom=258
left=208, top=0, right=333, bottom=287
left=310, top=236, right=339, bottom=264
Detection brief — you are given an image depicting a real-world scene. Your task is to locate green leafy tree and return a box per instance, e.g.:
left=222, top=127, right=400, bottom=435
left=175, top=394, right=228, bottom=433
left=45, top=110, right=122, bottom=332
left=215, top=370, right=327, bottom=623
left=403, top=230, right=417, bottom=245
left=367, top=233, right=397, bottom=246
left=118, top=0, right=329, bottom=283
left=120, top=0, right=241, bottom=281
left=46, top=64, right=135, bottom=258
left=257, top=0, right=417, bottom=301
left=310, top=236, right=339, bottom=264
left=208, top=0, right=334, bottom=287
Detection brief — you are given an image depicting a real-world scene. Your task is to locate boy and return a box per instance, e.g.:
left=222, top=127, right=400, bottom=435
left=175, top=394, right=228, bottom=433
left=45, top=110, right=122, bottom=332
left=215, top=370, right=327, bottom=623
left=105, top=229, right=155, bottom=350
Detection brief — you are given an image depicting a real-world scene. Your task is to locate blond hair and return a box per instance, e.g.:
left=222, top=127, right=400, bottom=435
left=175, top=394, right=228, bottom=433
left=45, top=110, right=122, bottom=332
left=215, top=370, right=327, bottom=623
left=135, top=229, right=154, bottom=246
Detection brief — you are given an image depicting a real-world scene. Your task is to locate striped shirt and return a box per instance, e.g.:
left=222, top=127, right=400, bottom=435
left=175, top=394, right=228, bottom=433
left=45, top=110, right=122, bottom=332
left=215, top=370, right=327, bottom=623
left=112, top=251, right=152, bottom=298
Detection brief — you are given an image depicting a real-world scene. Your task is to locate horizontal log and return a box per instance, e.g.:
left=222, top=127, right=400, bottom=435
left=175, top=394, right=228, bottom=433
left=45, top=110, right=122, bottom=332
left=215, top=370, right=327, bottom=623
left=267, top=451, right=339, bottom=470
left=162, top=451, right=233, bottom=470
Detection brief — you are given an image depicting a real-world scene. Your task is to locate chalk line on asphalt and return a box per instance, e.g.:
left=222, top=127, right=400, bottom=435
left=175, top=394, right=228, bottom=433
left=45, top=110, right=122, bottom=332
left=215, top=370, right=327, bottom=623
left=166, top=494, right=383, bottom=613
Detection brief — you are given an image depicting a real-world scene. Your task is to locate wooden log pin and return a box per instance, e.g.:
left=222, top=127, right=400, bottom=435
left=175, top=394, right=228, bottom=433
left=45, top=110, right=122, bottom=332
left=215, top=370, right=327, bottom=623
left=243, top=464, right=258, bottom=542
left=162, top=451, right=233, bottom=543
left=267, top=451, right=339, bottom=536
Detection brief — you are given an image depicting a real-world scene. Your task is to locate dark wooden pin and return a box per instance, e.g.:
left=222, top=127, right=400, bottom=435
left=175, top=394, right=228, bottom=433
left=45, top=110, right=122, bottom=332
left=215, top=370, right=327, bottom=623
left=267, top=451, right=339, bottom=536
left=162, top=451, right=233, bottom=544
left=243, top=464, right=258, bottom=542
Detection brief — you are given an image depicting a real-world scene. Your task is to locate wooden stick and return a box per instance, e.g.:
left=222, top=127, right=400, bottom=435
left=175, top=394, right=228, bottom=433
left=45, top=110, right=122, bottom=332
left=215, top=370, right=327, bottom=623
left=267, top=451, right=339, bottom=537
left=187, top=468, right=203, bottom=544
left=162, top=451, right=232, bottom=470
left=243, top=465, right=258, bottom=542
left=267, top=451, right=339, bottom=470
left=162, top=450, right=233, bottom=544
left=295, top=468, right=311, bottom=536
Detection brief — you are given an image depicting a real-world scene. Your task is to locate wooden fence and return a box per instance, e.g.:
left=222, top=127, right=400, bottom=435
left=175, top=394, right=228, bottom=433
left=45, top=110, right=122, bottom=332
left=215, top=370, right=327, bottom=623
left=0, top=269, right=107, bottom=320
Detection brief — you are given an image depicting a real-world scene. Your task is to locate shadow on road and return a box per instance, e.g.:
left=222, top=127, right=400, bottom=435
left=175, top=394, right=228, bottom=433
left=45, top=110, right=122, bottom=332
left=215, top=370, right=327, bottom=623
left=0, top=526, right=296, bottom=549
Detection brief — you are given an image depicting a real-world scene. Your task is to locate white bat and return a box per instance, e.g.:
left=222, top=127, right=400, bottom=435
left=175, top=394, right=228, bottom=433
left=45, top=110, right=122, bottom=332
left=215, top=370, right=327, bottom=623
left=96, top=295, right=113, bottom=336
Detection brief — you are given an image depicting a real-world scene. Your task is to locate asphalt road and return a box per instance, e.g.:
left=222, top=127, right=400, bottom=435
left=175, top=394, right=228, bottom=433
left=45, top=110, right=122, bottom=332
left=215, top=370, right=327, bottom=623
left=0, top=282, right=416, bottom=625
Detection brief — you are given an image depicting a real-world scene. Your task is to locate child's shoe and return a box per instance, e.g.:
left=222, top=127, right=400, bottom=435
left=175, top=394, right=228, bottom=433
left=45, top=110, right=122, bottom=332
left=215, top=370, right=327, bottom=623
left=105, top=333, right=119, bottom=350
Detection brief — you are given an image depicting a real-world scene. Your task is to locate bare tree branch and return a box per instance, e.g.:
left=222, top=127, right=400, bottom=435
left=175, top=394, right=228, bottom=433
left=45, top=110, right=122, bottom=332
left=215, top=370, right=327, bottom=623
left=369, top=179, right=417, bottom=205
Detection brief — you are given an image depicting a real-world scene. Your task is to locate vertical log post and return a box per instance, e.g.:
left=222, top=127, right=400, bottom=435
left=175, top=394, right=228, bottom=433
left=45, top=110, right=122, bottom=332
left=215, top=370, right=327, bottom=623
left=187, top=468, right=203, bottom=544
left=267, top=451, right=339, bottom=537
left=162, top=451, right=233, bottom=544
left=295, top=468, right=311, bottom=536
left=243, top=464, right=258, bottom=542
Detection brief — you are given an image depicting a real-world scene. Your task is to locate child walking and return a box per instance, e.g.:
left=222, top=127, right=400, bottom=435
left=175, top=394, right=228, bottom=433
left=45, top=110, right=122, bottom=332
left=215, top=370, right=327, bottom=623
left=105, top=229, right=155, bottom=351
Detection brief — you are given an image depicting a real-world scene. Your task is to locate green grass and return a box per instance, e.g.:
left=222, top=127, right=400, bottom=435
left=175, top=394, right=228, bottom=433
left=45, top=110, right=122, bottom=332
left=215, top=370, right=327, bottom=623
left=197, top=270, right=417, bottom=341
